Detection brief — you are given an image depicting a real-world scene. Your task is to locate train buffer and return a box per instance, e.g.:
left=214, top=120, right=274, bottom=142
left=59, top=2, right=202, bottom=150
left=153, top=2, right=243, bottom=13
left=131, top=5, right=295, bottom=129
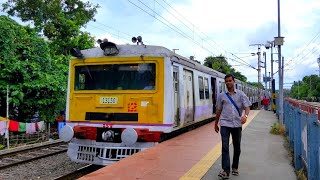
left=80, top=110, right=298, bottom=180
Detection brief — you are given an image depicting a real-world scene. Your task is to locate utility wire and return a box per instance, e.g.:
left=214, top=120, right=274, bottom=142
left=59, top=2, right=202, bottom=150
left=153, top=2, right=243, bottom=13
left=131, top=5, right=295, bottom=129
left=285, top=30, right=320, bottom=67
left=128, top=0, right=255, bottom=69
left=158, top=0, right=254, bottom=68
left=286, top=40, right=320, bottom=69
left=128, top=0, right=218, bottom=56
left=93, top=20, right=153, bottom=45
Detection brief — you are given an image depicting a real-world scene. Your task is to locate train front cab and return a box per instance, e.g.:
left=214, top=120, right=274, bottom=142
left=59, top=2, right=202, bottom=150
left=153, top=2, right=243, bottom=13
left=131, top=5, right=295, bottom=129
left=59, top=55, right=169, bottom=165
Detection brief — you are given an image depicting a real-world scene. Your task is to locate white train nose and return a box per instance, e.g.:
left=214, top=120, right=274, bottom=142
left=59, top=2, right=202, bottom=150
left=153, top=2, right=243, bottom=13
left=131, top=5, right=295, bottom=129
left=121, top=128, right=138, bottom=146
left=59, top=125, right=74, bottom=142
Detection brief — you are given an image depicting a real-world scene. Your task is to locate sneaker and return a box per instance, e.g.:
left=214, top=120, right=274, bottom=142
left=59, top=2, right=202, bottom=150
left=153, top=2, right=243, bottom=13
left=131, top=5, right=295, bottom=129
left=232, top=168, right=239, bottom=176
left=218, top=171, right=230, bottom=179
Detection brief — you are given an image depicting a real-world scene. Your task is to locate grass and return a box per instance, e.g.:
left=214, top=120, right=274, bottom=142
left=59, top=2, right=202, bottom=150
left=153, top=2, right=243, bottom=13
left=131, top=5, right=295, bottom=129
left=296, top=168, right=307, bottom=180
left=270, top=122, right=286, bottom=135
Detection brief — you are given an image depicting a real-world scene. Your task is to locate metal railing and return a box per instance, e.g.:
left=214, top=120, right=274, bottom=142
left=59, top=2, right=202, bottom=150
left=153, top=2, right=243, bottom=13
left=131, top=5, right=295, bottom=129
left=283, top=98, right=320, bottom=180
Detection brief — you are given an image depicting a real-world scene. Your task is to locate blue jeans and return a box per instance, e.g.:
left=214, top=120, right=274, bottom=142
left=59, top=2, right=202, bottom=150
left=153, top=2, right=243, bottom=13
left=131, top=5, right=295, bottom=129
left=220, top=126, right=242, bottom=173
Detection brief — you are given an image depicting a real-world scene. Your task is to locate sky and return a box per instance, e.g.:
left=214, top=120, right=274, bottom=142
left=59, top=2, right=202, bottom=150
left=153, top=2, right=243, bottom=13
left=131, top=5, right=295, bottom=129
left=2, top=0, right=320, bottom=90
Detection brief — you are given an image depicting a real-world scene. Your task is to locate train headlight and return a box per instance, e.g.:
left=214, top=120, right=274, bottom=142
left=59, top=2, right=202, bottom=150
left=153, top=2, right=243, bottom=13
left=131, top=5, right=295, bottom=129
left=59, top=125, right=74, bottom=142
left=121, top=128, right=138, bottom=146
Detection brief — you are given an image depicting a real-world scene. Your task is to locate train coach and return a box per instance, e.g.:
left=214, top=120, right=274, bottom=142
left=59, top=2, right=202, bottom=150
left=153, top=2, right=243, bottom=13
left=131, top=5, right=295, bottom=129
left=59, top=38, right=260, bottom=165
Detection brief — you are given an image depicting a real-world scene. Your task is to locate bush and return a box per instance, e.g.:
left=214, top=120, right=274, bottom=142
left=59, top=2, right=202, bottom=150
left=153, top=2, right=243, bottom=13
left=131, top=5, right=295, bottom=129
left=296, top=168, right=307, bottom=180
left=0, top=144, right=5, bottom=150
left=270, top=122, right=286, bottom=135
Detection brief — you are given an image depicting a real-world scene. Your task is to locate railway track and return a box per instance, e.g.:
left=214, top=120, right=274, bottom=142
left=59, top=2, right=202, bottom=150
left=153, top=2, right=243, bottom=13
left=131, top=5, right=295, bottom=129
left=53, top=164, right=103, bottom=180
left=0, top=141, right=67, bottom=170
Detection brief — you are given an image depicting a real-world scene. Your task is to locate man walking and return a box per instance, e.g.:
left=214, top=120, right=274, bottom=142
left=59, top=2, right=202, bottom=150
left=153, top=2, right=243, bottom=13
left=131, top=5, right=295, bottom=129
left=215, top=74, right=251, bottom=179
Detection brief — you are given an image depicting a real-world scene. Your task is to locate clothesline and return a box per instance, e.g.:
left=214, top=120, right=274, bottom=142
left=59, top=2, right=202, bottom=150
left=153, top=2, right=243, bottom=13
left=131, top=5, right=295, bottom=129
left=0, top=119, right=45, bottom=135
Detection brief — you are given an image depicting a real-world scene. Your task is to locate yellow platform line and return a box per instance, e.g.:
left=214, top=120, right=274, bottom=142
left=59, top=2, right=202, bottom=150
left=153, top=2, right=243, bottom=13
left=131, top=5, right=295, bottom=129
left=180, top=110, right=260, bottom=180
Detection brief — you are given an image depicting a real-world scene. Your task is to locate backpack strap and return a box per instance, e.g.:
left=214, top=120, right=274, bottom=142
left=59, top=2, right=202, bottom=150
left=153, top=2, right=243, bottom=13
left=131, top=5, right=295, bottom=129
left=225, top=92, right=241, bottom=116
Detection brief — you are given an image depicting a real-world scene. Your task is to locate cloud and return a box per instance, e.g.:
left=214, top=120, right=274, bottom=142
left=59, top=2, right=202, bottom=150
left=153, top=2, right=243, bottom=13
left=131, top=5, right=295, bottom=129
left=2, top=0, right=320, bottom=88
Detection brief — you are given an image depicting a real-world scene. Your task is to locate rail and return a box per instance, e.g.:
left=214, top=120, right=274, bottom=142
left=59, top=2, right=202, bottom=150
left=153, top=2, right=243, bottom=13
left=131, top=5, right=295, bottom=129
left=0, top=141, right=67, bottom=170
left=53, top=164, right=103, bottom=180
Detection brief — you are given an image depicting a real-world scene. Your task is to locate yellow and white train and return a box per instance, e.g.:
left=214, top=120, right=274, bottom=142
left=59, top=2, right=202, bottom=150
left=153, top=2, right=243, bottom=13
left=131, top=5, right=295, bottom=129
left=59, top=39, right=264, bottom=165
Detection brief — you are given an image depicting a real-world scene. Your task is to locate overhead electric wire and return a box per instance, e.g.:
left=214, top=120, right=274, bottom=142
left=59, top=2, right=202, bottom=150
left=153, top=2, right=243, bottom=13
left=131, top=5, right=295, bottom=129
left=87, top=24, right=129, bottom=43
left=128, top=0, right=218, bottom=56
left=158, top=0, right=254, bottom=68
left=285, top=30, right=320, bottom=67
left=128, top=0, right=255, bottom=69
left=285, top=40, right=320, bottom=70
left=93, top=20, right=154, bottom=45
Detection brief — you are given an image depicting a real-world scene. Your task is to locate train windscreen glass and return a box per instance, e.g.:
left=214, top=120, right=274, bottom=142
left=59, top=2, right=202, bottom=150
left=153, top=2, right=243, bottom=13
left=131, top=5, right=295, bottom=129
left=74, top=63, right=156, bottom=90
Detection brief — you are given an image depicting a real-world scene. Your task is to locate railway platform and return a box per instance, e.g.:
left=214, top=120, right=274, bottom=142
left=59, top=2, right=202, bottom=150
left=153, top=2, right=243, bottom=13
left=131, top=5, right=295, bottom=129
left=80, top=110, right=296, bottom=180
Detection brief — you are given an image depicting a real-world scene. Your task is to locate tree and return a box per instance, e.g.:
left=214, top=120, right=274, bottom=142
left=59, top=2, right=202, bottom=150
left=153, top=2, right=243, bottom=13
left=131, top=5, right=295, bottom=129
left=203, top=55, right=247, bottom=82
left=2, top=0, right=99, bottom=55
left=247, top=82, right=265, bottom=90
left=0, top=16, right=67, bottom=121
left=290, top=75, right=320, bottom=100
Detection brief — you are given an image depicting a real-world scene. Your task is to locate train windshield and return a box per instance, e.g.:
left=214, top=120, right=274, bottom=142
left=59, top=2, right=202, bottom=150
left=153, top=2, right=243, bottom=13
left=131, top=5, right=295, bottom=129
left=74, top=63, right=156, bottom=90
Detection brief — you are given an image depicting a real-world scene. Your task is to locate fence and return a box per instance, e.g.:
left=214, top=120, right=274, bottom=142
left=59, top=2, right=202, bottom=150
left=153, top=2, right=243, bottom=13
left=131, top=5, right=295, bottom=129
left=283, top=98, right=320, bottom=180
left=0, top=123, right=59, bottom=149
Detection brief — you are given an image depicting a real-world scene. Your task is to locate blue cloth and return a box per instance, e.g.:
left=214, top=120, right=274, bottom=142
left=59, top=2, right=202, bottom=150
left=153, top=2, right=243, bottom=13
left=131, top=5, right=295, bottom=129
left=58, top=122, right=66, bottom=133
left=225, top=92, right=241, bottom=116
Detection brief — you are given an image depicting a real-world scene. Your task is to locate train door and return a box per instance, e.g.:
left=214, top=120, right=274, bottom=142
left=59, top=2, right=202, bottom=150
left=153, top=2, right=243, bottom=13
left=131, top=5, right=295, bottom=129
left=173, top=67, right=180, bottom=127
left=211, top=77, right=217, bottom=113
left=183, top=69, right=194, bottom=123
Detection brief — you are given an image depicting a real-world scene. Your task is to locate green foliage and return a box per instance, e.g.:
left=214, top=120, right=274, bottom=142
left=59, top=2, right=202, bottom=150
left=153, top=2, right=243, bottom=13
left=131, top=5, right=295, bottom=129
left=0, top=0, right=100, bottom=122
left=0, top=16, right=67, bottom=122
left=296, top=168, right=307, bottom=180
left=2, top=0, right=99, bottom=55
left=247, top=82, right=265, bottom=90
left=290, top=75, right=320, bottom=100
left=203, top=55, right=247, bottom=82
left=270, top=122, right=285, bottom=135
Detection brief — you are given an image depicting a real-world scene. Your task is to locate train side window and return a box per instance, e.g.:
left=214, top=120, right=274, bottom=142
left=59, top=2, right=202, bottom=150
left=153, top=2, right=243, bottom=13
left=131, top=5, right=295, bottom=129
left=204, top=77, right=209, bottom=99
left=173, top=71, right=178, bottom=92
left=198, top=76, right=204, bottom=99
left=219, top=81, right=222, bottom=93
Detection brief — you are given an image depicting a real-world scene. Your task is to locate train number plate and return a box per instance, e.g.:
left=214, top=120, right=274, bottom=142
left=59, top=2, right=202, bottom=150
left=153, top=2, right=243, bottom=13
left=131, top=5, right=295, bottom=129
left=100, top=97, right=118, bottom=104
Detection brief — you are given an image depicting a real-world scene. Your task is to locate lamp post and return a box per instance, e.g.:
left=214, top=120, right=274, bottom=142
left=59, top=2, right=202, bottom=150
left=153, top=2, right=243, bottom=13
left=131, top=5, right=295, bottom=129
left=249, top=44, right=264, bottom=109
left=265, top=41, right=276, bottom=112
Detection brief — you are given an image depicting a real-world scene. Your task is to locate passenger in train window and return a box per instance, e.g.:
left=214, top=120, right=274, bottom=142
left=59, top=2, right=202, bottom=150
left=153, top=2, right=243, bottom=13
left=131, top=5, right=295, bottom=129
left=214, top=74, right=252, bottom=179
left=143, top=80, right=155, bottom=90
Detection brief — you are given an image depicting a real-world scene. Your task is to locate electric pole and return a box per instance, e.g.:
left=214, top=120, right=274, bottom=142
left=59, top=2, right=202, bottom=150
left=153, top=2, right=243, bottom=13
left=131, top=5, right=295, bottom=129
left=317, top=56, right=320, bottom=77
left=269, top=72, right=271, bottom=92
left=263, top=52, right=267, bottom=92
left=265, top=41, right=276, bottom=113
left=270, top=45, right=275, bottom=113
left=249, top=44, right=264, bottom=109
left=275, top=0, right=285, bottom=125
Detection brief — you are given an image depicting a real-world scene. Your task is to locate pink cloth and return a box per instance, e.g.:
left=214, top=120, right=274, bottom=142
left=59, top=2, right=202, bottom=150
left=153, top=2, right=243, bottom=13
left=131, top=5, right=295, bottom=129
left=0, top=120, right=7, bottom=136
left=26, top=123, right=36, bottom=134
